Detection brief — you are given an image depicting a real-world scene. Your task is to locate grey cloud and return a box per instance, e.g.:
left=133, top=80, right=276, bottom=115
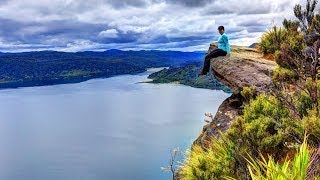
left=0, top=0, right=9, bottom=6
left=0, top=0, right=300, bottom=52
left=100, top=0, right=216, bottom=9
left=237, top=6, right=272, bottom=15
left=204, top=1, right=273, bottom=15
left=104, top=0, right=151, bottom=8
left=236, top=20, right=270, bottom=32
left=165, top=0, right=216, bottom=7
left=0, top=17, right=107, bottom=45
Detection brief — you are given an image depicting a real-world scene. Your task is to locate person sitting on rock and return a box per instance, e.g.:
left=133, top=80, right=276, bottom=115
left=198, top=26, right=231, bottom=76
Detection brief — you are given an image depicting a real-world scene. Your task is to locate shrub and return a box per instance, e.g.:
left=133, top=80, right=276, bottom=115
left=227, top=94, right=291, bottom=155
left=179, top=134, right=236, bottom=179
left=245, top=136, right=311, bottom=180
left=272, top=66, right=298, bottom=84
left=259, top=26, right=286, bottom=55
left=302, top=108, right=320, bottom=142
left=240, top=86, right=257, bottom=103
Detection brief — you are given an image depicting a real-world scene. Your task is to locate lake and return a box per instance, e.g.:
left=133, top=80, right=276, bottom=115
left=0, top=68, right=231, bottom=180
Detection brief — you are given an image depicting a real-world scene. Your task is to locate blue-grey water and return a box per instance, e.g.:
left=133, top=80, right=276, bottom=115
left=0, top=68, right=230, bottom=180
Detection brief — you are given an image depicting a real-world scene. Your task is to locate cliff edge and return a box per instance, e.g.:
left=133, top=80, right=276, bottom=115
left=193, top=43, right=277, bottom=147
left=209, top=43, right=276, bottom=94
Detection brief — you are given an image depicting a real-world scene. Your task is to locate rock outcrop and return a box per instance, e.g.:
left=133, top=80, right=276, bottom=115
left=193, top=93, right=242, bottom=147
left=208, top=43, right=276, bottom=94
left=194, top=43, right=277, bottom=148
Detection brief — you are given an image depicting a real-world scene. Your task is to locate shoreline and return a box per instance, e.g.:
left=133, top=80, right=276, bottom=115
left=0, top=67, right=169, bottom=91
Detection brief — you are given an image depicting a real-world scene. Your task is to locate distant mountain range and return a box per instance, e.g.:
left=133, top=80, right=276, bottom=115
left=248, top=43, right=259, bottom=48
left=0, top=49, right=205, bottom=89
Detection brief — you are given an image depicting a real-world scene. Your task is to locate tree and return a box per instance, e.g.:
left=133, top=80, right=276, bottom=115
left=273, top=0, right=320, bottom=118
left=294, top=0, right=318, bottom=33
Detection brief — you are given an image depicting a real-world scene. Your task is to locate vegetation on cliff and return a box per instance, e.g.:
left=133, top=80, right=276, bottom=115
left=178, top=0, right=320, bottom=179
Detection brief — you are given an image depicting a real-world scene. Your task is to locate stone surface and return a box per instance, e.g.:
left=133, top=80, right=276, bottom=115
left=209, top=43, right=276, bottom=94
left=193, top=93, right=242, bottom=148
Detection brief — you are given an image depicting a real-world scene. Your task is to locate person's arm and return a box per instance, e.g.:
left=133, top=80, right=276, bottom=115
left=223, top=34, right=231, bottom=55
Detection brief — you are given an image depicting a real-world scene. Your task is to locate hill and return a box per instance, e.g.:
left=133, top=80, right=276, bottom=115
left=0, top=50, right=205, bottom=89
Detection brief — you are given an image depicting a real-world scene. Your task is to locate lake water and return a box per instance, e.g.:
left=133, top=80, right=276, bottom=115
left=0, top=68, right=231, bottom=180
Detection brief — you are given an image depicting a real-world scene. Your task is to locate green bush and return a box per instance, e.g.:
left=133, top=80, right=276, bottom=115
left=259, top=26, right=287, bottom=54
left=302, top=108, right=320, bottom=142
left=296, top=91, right=313, bottom=116
left=272, top=66, right=298, bottom=84
left=227, top=94, right=291, bottom=154
left=240, top=86, right=257, bottom=103
left=179, top=134, right=236, bottom=179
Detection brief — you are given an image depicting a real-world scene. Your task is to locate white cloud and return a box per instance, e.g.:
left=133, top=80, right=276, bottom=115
left=98, top=29, right=119, bottom=38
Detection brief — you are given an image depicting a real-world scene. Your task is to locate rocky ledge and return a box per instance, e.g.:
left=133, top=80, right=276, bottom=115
left=194, top=43, right=277, bottom=148
left=209, top=43, right=276, bottom=94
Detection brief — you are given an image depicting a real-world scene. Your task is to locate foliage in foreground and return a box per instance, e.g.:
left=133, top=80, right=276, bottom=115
left=224, top=136, right=320, bottom=180
left=179, top=134, right=236, bottom=179
left=243, top=136, right=314, bottom=180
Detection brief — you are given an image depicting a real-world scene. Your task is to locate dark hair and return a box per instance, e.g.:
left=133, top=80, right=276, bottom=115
left=218, top=26, right=224, bottom=31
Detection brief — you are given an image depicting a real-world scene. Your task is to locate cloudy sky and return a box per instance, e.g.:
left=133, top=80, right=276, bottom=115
left=0, top=0, right=306, bottom=52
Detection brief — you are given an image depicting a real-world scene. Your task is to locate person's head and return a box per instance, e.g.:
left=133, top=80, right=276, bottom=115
left=218, top=26, right=224, bottom=35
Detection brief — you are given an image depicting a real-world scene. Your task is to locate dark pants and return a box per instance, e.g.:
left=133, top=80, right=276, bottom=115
left=202, top=48, right=227, bottom=74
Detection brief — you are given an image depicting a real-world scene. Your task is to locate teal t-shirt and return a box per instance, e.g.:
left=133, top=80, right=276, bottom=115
left=217, top=33, right=231, bottom=54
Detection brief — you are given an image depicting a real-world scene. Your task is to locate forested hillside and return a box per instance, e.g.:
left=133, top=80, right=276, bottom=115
left=0, top=49, right=205, bottom=89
